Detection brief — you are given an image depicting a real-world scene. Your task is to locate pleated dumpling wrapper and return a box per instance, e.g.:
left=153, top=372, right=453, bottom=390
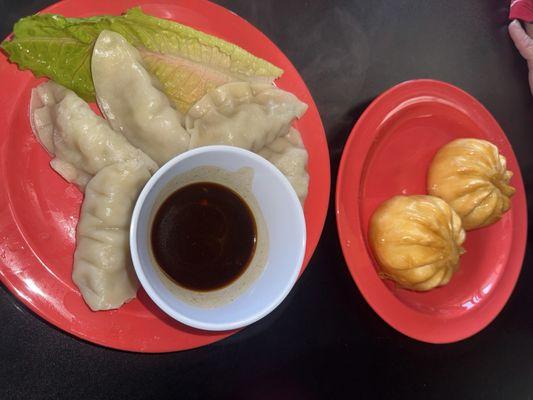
left=30, top=81, right=157, bottom=190
left=427, top=138, right=515, bottom=230
left=258, top=128, right=309, bottom=204
left=369, top=195, right=466, bottom=291
left=186, top=81, right=307, bottom=152
left=73, top=160, right=151, bottom=310
left=92, top=30, right=190, bottom=165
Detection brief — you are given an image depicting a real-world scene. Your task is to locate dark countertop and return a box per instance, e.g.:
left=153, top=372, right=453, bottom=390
left=1, top=1, right=533, bottom=399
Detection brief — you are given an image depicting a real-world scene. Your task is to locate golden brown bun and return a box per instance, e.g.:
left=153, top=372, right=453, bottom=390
left=369, top=195, right=466, bottom=291
left=428, top=138, right=515, bottom=230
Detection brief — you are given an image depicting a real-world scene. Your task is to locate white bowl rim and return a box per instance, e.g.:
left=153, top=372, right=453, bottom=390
left=130, top=145, right=306, bottom=331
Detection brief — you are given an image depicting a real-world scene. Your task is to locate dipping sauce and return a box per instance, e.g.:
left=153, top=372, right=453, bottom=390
left=151, top=182, right=257, bottom=292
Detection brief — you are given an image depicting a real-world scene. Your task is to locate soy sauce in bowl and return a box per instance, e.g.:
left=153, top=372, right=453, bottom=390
left=151, top=182, right=257, bottom=292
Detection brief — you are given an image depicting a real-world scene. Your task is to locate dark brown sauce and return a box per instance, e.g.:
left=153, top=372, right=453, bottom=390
left=151, top=182, right=257, bottom=292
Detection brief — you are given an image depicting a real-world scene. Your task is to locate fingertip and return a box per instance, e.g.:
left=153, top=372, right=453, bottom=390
left=509, top=18, right=533, bottom=60
left=509, top=19, right=521, bottom=33
left=509, top=19, right=524, bottom=41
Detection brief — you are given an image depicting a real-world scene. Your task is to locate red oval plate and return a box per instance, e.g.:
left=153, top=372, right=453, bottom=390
left=336, top=79, right=527, bottom=343
left=0, top=0, right=330, bottom=352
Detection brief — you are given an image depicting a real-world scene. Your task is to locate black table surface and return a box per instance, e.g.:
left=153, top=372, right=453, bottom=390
left=2, top=0, right=533, bottom=399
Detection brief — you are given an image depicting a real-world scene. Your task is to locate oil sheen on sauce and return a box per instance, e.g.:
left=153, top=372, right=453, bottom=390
left=151, top=182, right=257, bottom=292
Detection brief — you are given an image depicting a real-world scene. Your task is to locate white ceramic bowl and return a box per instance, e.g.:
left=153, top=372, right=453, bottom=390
left=130, top=146, right=306, bottom=331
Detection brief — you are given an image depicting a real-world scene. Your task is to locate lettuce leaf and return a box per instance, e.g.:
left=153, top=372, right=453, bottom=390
left=1, top=8, right=283, bottom=111
left=1, top=13, right=113, bottom=100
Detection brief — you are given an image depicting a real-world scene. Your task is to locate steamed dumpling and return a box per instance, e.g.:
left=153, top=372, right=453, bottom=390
left=258, top=128, right=309, bottom=203
left=92, top=30, right=190, bottom=165
left=72, top=160, right=151, bottom=311
left=30, top=81, right=157, bottom=189
left=186, top=81, right=308, bottom=151
left=369, top=195, right=466, bottom=291
left=427, top=138, right=515, bottom=230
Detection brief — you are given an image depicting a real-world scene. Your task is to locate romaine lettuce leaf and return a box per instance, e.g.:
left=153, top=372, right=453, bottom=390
left=2, top=13, right=114, bottom=100
left=1, top=8, right=283, bottom=111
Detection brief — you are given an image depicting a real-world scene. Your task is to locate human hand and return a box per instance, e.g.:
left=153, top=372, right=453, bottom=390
left=509, top=19, right=533, bottom=95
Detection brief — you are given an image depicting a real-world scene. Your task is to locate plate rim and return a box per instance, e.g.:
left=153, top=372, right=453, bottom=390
left=335, top=78, right=528, bottom=344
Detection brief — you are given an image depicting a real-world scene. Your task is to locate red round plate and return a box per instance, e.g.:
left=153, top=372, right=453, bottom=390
left=0, top=0, right=330, bottom=352
left=336, top=79, right=527, bottom=344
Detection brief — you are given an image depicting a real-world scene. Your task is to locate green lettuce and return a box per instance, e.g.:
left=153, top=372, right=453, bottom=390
left=1, top=8, right=283, bottom=111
